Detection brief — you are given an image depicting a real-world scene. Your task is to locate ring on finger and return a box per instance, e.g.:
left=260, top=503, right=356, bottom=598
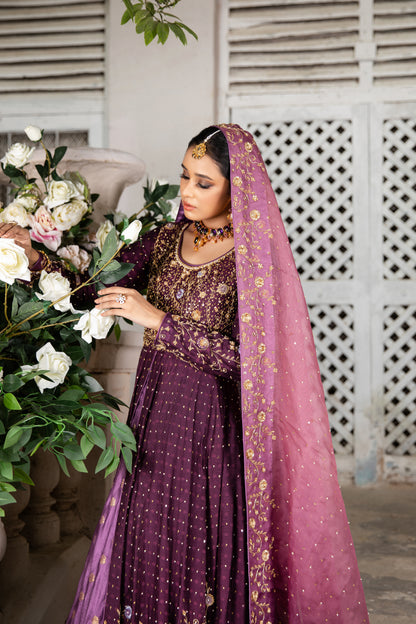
left=115, top=294, right=127, bottom=305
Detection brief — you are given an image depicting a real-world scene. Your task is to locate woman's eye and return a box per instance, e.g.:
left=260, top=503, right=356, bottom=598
left=198, top=183, right=212, bottom=190
left=180, top=173, right=189, bottom=180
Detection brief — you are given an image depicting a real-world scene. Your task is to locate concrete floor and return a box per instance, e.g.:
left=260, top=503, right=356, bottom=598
left=343, top=484, right=416, bottom=624
left=1, top=485, right=415, bottom=623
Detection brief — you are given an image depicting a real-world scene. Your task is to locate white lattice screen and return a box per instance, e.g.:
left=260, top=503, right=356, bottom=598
left=250, top=120, right=354, bottom=280
left=233, top=104, right=416, bottom=483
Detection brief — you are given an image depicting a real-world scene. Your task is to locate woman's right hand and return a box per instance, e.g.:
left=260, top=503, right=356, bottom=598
left=0, top=223, right=40, bottom=267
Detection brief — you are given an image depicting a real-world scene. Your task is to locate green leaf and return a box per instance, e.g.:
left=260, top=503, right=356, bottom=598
left=58, top=388, right=86, bottom=403
left=4, top=393, right=22, bottom=411
left=70, top=459, right=88, bottom=473
left=86, top=425, right=107, bottom=450
left=121, top=8, right=132, bottom=24
left=114, top=323, right=121, bottom=342
left=121, top=446, right=133, bottom=473
left=178, top=22, right=198, bottom=41
left=56, top=453, right=70, bottom=477
left=95, top=447, right=114, bottom=473
left=52, top=145, right=67, bottom=167
left=169, top=22, right=186, bottom=45
left=83, top=375, right=104, bottom=393
left=163, top=184, right=180, bottom=200
left=157, top=22, right=169, bottom=44
left=51, top=169, right=63, bottom=182
left=3, top=374, right=25, bottom=393
left=3, top=425, right=23, bottom=449
left=80, top=434, right=94, bottom=458
left=62, top=443, right=85, bottom=461
left=144, top=21, right=158, bottom=45
left=98, top=263, right=134, bottom=284
left=0, top=491, right=16, bottom=508
left=111, top=420, right=137, bottom=447
left=99, top=227, right=120, bottom=265
left=0, top=462, right=13, bottom=481
left=104, top=454, right=120, bottom=478
left=13, top=466, right=34, bottom=486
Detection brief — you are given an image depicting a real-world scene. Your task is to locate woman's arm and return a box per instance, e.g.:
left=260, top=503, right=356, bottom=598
left=153, top=313, right=240, bottom=381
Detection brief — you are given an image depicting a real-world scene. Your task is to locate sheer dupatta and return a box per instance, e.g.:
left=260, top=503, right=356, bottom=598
left=218, top=124, right=369, bottom=624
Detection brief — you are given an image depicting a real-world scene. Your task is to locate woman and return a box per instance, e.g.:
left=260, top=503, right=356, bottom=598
left=0, top=125, right=369, bottom=624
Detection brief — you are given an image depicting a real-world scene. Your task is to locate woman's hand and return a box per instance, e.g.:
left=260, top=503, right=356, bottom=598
left=0, top=223, right=40, bottom=267
left=95, top=286, right=166, bottom=330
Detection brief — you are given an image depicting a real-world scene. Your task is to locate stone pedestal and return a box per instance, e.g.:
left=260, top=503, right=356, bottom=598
left=53, top=465, right=83, bottom=536
left=0, top=486, right=30, bottom=598
left=23, top=452, right=60, bottom=548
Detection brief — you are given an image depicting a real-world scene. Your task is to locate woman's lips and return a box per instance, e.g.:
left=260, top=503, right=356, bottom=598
left=183, top=202, right=196, bottom=211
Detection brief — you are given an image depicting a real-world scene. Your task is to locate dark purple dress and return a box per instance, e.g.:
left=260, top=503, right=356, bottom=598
left=92, top=222, right=248, bottom=624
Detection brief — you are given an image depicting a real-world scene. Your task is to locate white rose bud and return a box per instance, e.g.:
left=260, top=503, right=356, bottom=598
left=52, top=199, right=89, bottom=231
left=0, top=238, right=30, bottom=284
left=1, top=143, right=35, bottom=169
left=0, top=200, right=34, bottom=228
left=36, top=270, right=74, bottom=312
left=96, top=219, right=114, bottom=252
left=120, top=219, right=142, bottom=244
left=21, top=342, right=71, bottom=393
left=24, top=125, right=43, bottom=142
left=44, top=179, right=79, bottom=209
left=73, top=308, right=114, bottom=344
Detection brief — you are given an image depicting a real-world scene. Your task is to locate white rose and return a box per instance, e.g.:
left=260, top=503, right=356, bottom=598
left=0, top=368, right=3, bottom=382
left=1, top=143, right=34, bottom=169
left=21, top=342, right=71, bottom=393
left=24, top=125, right=42, bottom=142
left=73, top=308, right=114, bottom=344
left=120, top=219, right=142, bottom=244
left=96, top=220, right=114, bottom=252
left=166, top=199, right=179, bottom=221
left=0, top=238, right=30, bottom=284
left=63, top=172, right=88, bottom=200
left=44, top=179, right=80, bottom=209
left=16, top=193, right=40, bottom=213
left=57, top=244, right=91, bottom=272
left=0, top=200, right=33, bottom=228
left=52, top=199, right=89, bottom=231
left=36, top=270, right=73, bottom=312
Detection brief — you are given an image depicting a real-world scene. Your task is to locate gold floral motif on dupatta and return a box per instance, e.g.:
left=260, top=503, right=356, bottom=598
left=219, top=124, right=277, bottom=624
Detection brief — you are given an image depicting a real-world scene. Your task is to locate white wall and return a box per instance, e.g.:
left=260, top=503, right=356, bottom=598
left=106, top=0, right=218, bottom=213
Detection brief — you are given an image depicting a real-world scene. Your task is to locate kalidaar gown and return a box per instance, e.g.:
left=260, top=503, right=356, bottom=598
left=66, top=124, right=370, bottom=624
left=67, top=222, right=249, bottom=624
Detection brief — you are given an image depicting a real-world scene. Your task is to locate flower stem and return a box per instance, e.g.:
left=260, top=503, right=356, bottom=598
left=2, top=241, right=126, bottom=338
left=11, top=318, right=77, bottom=337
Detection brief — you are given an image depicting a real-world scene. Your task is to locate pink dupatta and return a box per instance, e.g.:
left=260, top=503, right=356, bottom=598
left=219, top=124, right=369, bottom=624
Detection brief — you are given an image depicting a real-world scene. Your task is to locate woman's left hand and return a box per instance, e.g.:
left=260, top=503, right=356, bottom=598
left=95, top=287, right=165, bottom=330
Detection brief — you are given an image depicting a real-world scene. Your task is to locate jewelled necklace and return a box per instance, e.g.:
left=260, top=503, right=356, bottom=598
left=193, top=220, right=234, bottom=251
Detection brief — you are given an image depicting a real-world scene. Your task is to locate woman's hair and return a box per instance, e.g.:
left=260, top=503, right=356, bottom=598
left=188, top=126, right=230, bottom=181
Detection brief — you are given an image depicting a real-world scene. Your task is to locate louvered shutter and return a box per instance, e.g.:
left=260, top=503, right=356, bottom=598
left=228, top=0, right=361, bottom=93
left=373, top=0, right=416, bottom=86
left=0, top=0, right=105, bottom=94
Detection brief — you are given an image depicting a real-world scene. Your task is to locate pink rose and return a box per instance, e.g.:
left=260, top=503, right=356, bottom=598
left=30, top=206, right=62, bottom=251
left=30, top=224, right=62, bottom=251
left=32, top=206, right=56, bottom=232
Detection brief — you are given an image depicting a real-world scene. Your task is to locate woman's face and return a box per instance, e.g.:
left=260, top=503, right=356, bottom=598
left=180, top=147, right=230, bottom=227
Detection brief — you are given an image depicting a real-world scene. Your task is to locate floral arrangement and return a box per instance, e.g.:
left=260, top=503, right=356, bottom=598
left=0, top=126, right=179, bottom=515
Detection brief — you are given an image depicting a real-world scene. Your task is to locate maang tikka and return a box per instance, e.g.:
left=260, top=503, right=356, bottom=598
left=192, top=129, right=221, bottom=159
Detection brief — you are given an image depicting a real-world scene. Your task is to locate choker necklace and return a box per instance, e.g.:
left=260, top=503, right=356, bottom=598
left=193, top=220, right=234, bottom=251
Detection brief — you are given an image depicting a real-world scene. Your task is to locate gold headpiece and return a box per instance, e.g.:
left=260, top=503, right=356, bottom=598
left=191, top=129, right=221, bottom=159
